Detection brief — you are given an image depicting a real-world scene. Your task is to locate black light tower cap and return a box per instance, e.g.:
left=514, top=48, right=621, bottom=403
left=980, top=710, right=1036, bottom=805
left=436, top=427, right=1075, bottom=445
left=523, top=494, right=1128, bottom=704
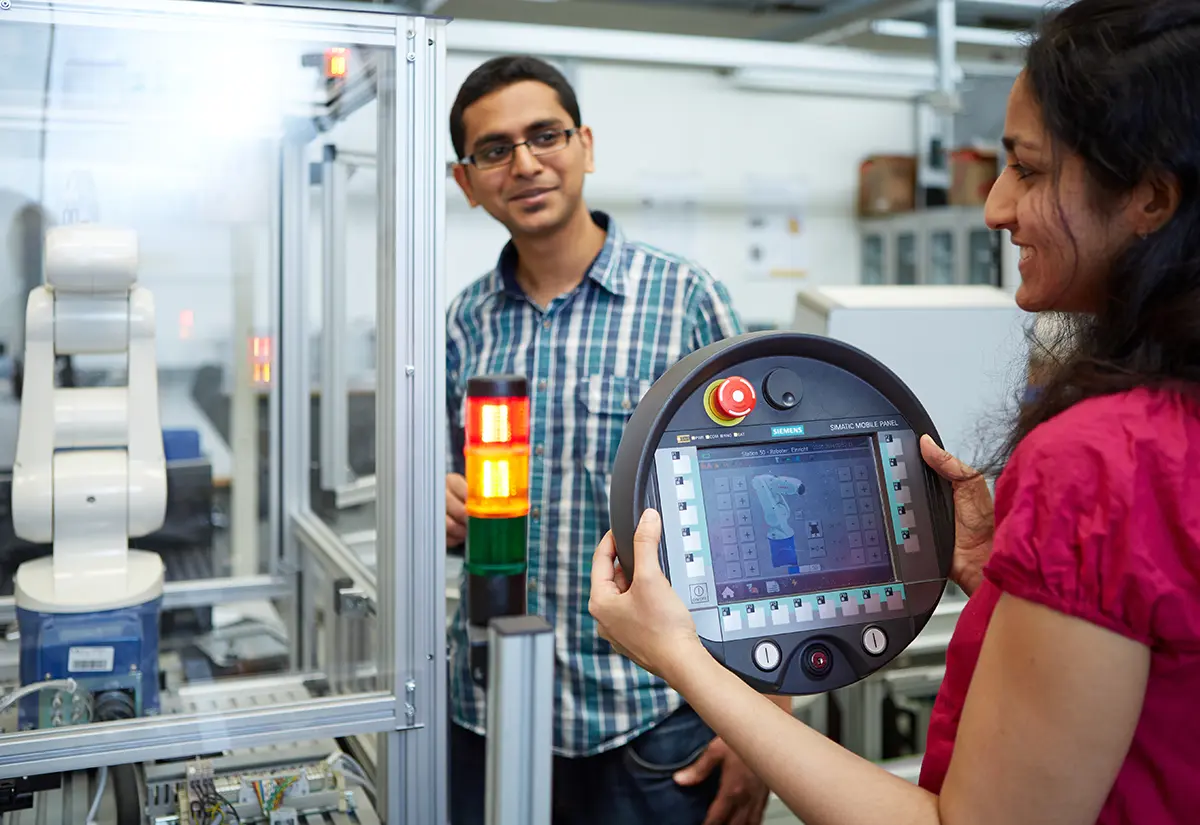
left=467, top=374, right=528, bottom=398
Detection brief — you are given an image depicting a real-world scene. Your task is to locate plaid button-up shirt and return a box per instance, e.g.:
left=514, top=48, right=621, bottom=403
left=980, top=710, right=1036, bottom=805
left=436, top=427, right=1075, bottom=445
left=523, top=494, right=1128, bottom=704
left=446, top=211, right=744, bottom=756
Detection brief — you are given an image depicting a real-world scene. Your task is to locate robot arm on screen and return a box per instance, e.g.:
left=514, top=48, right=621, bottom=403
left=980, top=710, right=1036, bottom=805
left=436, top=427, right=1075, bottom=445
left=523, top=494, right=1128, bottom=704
left=751, top=474, right=805, bottom=568
left=751, top=474, right=806, bottom=539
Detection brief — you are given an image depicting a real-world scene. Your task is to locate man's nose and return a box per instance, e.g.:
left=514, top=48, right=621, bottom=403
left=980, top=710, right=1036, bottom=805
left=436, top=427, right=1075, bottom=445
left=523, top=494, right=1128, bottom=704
left=510, top=143, right=543, bottom=176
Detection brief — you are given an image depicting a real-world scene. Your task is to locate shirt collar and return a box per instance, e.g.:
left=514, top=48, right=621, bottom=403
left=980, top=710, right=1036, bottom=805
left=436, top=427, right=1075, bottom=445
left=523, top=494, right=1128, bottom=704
left=489, top=210, right=628, bottom=300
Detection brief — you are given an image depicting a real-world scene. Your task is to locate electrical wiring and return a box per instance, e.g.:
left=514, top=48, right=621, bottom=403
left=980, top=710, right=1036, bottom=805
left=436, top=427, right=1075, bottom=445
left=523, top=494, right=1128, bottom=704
left=0, top=678, right=80, bottom=717
left=85, top=765, right=108, bottom=825
left=325, top=751, right=372, bottom=784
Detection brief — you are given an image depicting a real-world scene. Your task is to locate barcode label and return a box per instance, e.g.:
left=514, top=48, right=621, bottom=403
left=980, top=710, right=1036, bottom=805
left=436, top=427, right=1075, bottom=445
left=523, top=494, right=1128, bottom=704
left=68, top=646, right=115, bottom=673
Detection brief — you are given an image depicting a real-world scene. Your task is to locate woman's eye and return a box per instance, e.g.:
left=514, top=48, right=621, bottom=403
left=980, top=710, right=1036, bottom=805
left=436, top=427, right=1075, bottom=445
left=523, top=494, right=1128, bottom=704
left=1009, top=163, right=1034, bottom=180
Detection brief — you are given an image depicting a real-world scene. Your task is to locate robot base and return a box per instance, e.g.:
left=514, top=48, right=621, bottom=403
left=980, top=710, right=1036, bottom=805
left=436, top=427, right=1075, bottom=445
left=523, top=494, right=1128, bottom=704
left=14, top=550, right=164, bottom=731
left=768, top=535, right=799, bottom=568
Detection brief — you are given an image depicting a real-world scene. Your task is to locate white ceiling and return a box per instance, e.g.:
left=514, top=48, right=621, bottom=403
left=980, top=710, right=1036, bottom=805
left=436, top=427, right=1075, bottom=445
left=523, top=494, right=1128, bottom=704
left=429, top=0, right=1039, bottom=58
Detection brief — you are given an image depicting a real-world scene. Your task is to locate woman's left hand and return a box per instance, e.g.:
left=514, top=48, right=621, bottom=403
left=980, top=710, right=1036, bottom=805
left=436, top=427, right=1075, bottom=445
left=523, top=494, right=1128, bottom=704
left=589, top=509, right=707, bottom=682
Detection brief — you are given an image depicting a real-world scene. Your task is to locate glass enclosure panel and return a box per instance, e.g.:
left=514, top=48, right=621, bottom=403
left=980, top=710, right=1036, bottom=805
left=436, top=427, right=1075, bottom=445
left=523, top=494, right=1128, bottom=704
left=860, top=234, right=885, bottom=284
left=307, top=147, right=380, bottom=566
left=968, top=228, right=997, bottom=285
left=895, top=232, right=917, bottom=285
left=0, top=0, right=400, bottom=761
left=928, top=230, right=955, bottom=284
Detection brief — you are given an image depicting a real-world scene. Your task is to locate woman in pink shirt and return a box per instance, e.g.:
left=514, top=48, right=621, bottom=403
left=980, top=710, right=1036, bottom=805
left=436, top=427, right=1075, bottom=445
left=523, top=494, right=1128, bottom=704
left=588, top=0, right=1200, bottom=823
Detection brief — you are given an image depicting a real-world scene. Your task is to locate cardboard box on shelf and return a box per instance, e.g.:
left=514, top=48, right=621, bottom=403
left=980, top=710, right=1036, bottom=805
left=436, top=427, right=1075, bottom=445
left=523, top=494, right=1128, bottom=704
left=950, top=149, right=1000, bottom=206
left=858, top=155, right=916, bottom=217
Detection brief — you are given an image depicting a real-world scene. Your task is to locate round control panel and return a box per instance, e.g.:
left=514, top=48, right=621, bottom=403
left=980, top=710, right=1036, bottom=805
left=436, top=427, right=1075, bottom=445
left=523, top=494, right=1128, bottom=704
left=610, top=332, right=954, bottom=695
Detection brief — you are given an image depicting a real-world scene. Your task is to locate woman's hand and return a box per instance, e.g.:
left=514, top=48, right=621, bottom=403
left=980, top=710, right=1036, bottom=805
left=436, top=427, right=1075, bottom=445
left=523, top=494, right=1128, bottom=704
left=920, top=435, right=995, bottom=596
left=589, top=509, right=708, bottom=682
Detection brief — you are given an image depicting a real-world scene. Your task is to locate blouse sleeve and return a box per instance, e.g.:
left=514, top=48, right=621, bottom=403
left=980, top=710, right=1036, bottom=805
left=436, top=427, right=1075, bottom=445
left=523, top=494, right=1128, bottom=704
left=983, top=411, right=1175, bottom=647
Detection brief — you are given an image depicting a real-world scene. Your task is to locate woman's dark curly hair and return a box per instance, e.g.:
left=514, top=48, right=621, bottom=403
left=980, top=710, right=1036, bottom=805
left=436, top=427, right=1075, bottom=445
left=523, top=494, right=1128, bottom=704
left=989, top=0, right=1200, bottom=473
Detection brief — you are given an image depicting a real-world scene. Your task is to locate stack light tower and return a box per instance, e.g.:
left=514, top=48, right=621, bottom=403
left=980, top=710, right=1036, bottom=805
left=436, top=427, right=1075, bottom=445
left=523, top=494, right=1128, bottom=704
left=463, top=375, right=531, bottom=685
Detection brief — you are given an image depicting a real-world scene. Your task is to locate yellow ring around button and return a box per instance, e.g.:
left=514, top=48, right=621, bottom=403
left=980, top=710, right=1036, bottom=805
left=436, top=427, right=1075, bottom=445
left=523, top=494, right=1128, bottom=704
left=703, top=380, right=745, bottom=427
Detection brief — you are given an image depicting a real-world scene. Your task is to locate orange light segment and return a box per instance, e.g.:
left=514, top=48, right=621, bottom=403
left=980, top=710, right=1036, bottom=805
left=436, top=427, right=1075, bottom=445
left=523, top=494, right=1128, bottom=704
left=325, top=47, right=348, bottom=78
left=465, top=451, right=529, bottom=518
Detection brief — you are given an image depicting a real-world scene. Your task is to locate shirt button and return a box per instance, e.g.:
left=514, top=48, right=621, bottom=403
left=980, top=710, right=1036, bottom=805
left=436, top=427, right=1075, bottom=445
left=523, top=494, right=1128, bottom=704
left=621, top=399, right=632, bottom=410
left=537, top=379, right=547, bottom=392
left=531, top=506, right=541, bottom=519
left=543, top=319, right=551, bottom=330
left=528, top=577, right=538, bottom=591
left=535, top=444, right=545, bottom=456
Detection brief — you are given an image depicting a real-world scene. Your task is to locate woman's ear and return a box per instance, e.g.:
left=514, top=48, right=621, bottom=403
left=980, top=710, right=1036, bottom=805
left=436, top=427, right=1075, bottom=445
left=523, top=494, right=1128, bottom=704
left=1130, top=169, right=1181, bottom=237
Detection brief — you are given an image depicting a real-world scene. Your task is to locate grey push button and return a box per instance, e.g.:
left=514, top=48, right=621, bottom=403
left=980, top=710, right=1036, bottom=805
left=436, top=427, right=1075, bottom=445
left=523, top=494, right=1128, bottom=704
left=752, top=640, right=782, bottom=672
left=862, top=625, right=887, bottom=656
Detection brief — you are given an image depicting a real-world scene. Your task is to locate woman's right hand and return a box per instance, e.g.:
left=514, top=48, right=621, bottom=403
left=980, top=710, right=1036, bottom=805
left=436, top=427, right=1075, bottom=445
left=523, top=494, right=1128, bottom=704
left=920, top=435, right=995, bottom=597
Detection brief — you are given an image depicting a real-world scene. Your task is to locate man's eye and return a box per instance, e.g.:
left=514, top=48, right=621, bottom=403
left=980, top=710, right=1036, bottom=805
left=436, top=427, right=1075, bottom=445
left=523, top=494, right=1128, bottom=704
left=532, top=132, right=559, bottom=146
left=482, top=146, right=509, bottom=160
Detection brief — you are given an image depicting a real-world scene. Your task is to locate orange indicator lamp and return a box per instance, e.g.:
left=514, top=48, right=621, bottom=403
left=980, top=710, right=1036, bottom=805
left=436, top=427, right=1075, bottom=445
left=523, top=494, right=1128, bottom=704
left=324, top=47, right=349, bottom=79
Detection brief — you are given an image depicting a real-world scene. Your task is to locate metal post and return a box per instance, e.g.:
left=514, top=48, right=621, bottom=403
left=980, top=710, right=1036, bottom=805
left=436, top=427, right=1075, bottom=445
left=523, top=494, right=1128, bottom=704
left=935, top=0, right=958, bottom=140
left=485, top=616, right=554, bottom=825
left=374, top=15, right=449, bottom=823
left=230, top=226, right=261, bottom=577
left=916, top=0, right=959, bottom=206
left=319, top=144, right=351, bottom=492
left=279, top=135, right=312, bottom=668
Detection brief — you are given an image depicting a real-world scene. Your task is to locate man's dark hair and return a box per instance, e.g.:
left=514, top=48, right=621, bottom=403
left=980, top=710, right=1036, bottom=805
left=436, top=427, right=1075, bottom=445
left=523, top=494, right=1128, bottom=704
left=449, top=55, right=581, bottom=161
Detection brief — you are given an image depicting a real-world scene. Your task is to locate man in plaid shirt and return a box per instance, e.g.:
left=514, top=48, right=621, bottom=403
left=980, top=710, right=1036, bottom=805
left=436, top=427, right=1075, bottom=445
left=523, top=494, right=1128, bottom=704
left=444, top=56, right=789, bottom=825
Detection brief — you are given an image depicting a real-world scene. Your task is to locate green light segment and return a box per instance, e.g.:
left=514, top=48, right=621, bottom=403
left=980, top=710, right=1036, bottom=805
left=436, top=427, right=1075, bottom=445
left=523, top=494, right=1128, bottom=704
left=465, top=516, right=528, bottom=577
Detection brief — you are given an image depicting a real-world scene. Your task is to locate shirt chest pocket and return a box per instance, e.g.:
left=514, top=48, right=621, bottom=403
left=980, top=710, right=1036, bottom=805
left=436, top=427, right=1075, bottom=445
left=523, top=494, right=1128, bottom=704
left=574, top=374, right=654, bottom=475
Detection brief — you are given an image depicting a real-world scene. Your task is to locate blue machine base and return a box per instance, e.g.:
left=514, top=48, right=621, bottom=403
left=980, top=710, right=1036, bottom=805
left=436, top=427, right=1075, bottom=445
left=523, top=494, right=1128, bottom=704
left=16, top=597, right=162, bottom=731
left=769, top=536, right=799, bottom=568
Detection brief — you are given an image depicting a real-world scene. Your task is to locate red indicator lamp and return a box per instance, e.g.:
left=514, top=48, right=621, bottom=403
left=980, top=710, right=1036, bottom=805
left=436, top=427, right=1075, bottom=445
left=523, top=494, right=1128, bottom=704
left=704, top=375, right=756, bottom=426
left=464, top=375, right=531, bottom=685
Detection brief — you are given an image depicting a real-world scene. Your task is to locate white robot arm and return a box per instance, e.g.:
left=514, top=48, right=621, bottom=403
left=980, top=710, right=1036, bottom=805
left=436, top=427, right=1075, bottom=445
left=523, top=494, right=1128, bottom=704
left=12, top=224, right=166, bottom=614
left=751, top=474, right=805, bottom=541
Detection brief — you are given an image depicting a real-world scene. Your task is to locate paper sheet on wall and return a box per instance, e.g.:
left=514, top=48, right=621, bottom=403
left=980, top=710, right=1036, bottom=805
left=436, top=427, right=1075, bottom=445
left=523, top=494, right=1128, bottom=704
left=745, top=177, right=808, bottom=281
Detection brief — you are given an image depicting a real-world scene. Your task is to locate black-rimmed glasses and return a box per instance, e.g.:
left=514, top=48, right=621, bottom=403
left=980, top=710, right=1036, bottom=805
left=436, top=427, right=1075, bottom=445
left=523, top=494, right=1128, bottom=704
left=462, top=127, right=578, bottom=170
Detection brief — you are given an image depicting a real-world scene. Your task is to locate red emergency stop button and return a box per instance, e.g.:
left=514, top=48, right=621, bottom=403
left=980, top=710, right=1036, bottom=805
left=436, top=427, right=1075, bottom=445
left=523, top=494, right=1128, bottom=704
left=715, top=376, right=756, bottom=419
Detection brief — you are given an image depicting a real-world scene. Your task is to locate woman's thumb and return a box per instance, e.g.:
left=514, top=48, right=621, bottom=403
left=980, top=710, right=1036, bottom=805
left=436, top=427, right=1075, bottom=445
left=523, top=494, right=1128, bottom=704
left=920, top=434, right=973, bottom=483
left=632, top=509, right=663, bottom=577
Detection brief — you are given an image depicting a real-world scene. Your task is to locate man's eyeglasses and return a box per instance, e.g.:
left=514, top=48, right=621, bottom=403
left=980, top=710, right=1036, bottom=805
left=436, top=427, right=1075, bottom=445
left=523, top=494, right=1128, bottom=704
left=462, top=127, right=578, bottom=170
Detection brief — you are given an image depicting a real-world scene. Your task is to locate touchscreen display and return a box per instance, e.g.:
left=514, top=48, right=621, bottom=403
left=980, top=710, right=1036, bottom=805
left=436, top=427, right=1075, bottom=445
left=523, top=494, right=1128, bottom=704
left=697, top=435, right=896, bottom=605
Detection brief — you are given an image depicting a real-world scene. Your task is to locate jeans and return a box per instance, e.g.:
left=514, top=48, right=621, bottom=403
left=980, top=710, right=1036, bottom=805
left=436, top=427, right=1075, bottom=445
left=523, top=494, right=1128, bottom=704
left=449, top=704, right=722, bottom=825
